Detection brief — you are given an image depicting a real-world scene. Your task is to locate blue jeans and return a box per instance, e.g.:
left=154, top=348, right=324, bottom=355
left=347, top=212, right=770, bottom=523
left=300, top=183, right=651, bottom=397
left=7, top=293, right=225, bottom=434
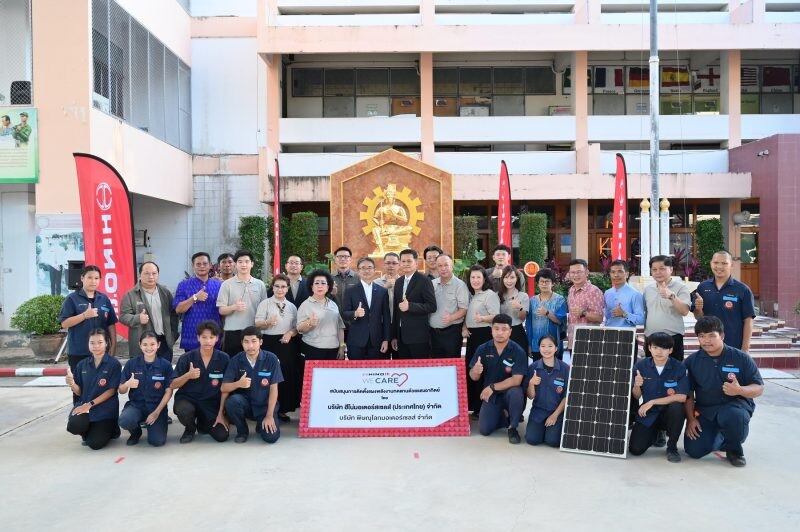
left=684, top=403, right=751, bottom=458
left=118, top=403, right=168, bottom=447
left=525, top=416, right=563, bottom=447
left=225, top=394, right=281, bottom=443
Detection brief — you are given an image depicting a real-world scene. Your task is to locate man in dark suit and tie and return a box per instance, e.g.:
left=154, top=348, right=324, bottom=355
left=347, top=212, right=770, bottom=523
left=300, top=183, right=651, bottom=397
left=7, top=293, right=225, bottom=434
left=342, top=258, right=391, bottom=360
left=391, top=248, right=437, bottom=359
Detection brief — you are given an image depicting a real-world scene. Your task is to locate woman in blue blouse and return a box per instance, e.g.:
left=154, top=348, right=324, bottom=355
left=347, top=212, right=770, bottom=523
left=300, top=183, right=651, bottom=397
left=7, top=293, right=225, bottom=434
left=525, top=269, right=567, bottom=360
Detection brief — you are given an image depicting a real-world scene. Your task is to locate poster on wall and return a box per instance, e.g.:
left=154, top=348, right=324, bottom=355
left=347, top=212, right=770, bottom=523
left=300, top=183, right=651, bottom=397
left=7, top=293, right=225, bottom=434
left=35, top=214, right=85, bottom=296
left=0, top=107, right=38, bottom=183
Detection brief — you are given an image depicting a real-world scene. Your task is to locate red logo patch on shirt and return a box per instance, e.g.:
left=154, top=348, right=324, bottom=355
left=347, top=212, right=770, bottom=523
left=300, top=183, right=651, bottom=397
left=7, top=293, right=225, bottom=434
left=556, top=386, right=563, bottom=394
left=261, top=378, right=269, bottom=386
left=154, top=381, right=162, bottom=390
left=724, top=301, right=734, bottom=309
left=505, top=366, right=512, bottom=374
left=98, top=378, right=107, bottom=387
left=211, top=379, right=219, bottom=387
left=667, top=388, right=675, bottom=395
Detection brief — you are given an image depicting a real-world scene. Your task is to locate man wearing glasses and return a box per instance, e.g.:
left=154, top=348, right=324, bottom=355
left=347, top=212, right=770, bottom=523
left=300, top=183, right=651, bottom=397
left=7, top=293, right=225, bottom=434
left=331, top=246, right=360, bottom=331
left=342, top=258, right=391, bottom=360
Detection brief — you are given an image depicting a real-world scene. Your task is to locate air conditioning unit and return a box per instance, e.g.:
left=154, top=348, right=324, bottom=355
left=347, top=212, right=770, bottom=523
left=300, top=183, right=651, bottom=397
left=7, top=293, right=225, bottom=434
left=92, top=93, right=110, bottom=113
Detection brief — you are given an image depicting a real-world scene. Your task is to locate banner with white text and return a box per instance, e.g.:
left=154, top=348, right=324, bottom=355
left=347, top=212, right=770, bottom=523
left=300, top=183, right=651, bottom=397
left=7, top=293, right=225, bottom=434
left=299, top=360, right=469, bottom=437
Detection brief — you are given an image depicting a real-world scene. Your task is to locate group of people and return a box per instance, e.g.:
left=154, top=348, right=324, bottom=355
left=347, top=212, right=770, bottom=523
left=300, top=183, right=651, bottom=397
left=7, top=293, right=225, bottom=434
left=59, top=245, right=763, bottom=466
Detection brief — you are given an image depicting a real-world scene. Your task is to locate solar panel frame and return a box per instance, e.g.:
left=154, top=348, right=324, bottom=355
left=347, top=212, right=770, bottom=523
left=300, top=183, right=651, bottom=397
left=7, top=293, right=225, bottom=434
left=560, top=326, right=637, bottom=459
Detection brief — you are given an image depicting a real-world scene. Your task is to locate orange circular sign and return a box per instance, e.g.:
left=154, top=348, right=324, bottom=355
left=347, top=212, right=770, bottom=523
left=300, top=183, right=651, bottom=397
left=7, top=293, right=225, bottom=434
left=523, top=261, right=540, bottom=278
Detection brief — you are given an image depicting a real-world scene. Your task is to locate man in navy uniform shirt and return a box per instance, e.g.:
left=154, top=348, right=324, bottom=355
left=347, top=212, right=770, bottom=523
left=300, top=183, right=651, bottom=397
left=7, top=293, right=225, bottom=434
left=222, top=326, right=284, bottom=443
left=469, top=313, right=527, bottom=444
left=629, top=332, right=688, bottom=462
left=170, top=320, right=230, bottom=443
left=684, top=316, right=764, bottom=467
left=692, top=250, right=756, bottom=352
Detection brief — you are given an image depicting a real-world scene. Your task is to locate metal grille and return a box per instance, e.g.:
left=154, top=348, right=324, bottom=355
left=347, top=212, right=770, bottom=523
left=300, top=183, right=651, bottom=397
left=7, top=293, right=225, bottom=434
left=92, top=0, right=191, bottom=152
left=0, top=0, right=33, bottom=106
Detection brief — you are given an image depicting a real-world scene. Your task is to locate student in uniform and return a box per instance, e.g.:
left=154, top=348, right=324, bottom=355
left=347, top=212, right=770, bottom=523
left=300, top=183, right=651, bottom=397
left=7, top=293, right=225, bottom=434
left=524, top=335, right=570, bottom=447
left=118, top=332, right=175, bottom=446
left=65, top=328, right=121, bottom=450
left=629, top=333, right=688, bottom=463
left=170, top=320, right=230, bottom=444
left=684, top=316, right=764, bottom=467
left=222, top=326, right=284, bottom=444
left=468, top=313, right=527, bottom=444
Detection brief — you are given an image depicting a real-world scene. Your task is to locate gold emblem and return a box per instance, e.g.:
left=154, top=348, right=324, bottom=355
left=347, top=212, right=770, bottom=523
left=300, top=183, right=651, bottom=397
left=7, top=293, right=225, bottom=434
left=360, top=184, right=424, bottom=256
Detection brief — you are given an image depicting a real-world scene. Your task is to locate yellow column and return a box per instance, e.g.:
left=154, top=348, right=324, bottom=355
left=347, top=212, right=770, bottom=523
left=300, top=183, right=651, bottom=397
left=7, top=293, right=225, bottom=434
left=721, top=50, right=741, bottom=149
left=420, top=52, right=434, bottom=163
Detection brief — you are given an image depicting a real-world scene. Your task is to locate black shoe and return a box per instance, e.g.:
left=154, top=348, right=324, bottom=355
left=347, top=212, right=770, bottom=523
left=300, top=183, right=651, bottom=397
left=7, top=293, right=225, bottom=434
left=111, top=427, right=121, bottom=440
left=508, top=428, right=521, bottom=445
left=654, top=430, right=667, bottom=448
left=179, top=430, right=195, bottom=444
left=666, top=448, right=681, bottom=463
left=727, top=453, right=747, bottom=467
left=167, top=416, right=173, bottom=425
left=234, top=433, right=248, bottom=444
left=126, top=433, right=141, bottom=446
left=81, top=439, right=88, bottom=447
left=469, top=412, right=479, bottom=421
left=278, top=413, right=291, bottom=423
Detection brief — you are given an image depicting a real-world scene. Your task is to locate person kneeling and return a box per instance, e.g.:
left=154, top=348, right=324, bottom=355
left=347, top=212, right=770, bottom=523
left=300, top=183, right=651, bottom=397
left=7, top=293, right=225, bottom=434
left=629, top=332, right=688, bottom=463
left=468, top=314, right=527, bottom=444
left=171, top=320, right=230, bottom=444
left=222, top=326, right=283, bottom=444
left=525, top=335, right=569, bottom=447
left=118, top=332, right=174, bottom=447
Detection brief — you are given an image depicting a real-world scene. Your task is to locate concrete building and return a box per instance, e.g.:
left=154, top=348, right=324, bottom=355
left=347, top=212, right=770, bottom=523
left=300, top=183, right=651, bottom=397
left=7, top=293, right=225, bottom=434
left=1, top=0, right=799, bottom=330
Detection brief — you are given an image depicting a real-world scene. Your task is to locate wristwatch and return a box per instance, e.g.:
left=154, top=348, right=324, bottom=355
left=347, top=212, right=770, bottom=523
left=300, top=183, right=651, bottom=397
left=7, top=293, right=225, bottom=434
left=489, top=383, right=496, bottom=392
left=669, top=294, right=676, bottom=300
left=192, top=294, right=198, bottom=302
left=89, top=400, right=95, bottom=407
left=580, top=310, right=587, bottom=318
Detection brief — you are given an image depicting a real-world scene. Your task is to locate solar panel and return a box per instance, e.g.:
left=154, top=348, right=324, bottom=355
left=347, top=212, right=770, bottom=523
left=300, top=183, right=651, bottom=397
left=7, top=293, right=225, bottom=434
left=560, top=326, right=637, bottom=458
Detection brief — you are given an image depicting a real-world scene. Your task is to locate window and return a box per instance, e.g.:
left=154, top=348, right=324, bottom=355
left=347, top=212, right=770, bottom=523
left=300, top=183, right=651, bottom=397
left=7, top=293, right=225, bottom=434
left=493, top=68, right=524, bottom=95
left=390, top=68, right=420, bottom=95
left=356, top=69, right=388, bottom=96
left=459, top=68, right=491, bottom=96
left=324, top=69, right=354, bottom=97
left=525, top=67, right=556, bottom=95
left=292, top=69, right=323, bottom=97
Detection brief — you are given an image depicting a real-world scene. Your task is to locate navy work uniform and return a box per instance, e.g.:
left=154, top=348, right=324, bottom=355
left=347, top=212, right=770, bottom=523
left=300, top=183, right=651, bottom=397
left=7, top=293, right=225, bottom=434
left=119, top=356, right=174, bottom=446
left=58, top=290, right=118, bottom=374
left=524, top=358, right=570, bottom=447
left=629, top=357, right=689, bottom=455
left=223, top=350, right=284, bottom=443
left=683, top=345, right=763, bottom=459
left=173, top=348, right=230, bottom=442
left=692, top=278, right=755, bottom=350
left=469, top=339, right=527, bottom=436
left=66, top=354, right=121, bottom=450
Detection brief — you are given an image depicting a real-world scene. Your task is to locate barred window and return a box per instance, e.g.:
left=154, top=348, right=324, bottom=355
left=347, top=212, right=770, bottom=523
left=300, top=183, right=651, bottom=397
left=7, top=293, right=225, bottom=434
left=1, top=0, right=33, bottom=106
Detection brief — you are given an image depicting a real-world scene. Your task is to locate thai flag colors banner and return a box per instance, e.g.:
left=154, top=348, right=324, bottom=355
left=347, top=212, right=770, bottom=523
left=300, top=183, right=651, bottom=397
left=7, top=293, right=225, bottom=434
left=611, top=154, right=628, bottom=261
left=273, top=158, right=282, bottom=275
left=73, top=153, right=136, bottom=338
left=498, top=160, right=512, bottom=248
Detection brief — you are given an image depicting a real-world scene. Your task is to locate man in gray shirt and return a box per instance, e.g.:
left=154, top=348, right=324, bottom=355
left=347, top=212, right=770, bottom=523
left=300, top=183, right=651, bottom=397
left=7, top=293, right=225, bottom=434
left=429, top=254, right=469, bottom=358
left=644, top=255, right=691, bottom=361
left=217, top=250, right=267, bottom=357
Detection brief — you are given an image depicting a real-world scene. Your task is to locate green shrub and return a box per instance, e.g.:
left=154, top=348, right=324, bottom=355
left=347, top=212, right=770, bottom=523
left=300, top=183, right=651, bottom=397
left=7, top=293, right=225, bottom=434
left=288, top=211, right=320, bottom=268
left=519, top=212, right=548, bottom=267
left=454, top=216, right=479, bottom=261
left=10, top=295, right=66, bottom=335
left=239, top=215, right=268, bottom=278
left=696, top=218, right=725, bottom=277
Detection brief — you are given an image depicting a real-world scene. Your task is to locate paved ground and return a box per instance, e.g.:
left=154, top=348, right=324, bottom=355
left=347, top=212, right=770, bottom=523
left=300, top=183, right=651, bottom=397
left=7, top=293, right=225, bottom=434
left=1, top=376, right=799, bottom=531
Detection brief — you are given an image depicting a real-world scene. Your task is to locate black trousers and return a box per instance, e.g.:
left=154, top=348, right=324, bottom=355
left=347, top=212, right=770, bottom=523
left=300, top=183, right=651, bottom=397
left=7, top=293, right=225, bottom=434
left=67, top=415, right=117, bottom=450
left=629, top=402, right=686, bottom=455
left=645, top=334, right=684, bottom=361
left=347, top=342, right=382, bottom=360
left=173, top=398, right=229, bottom=442
left=68, top=355, right=90, bottom=405
left=222, top=329, right=244, bottom=357
left=465, top=327, right=493, bottom=413
left=429, top=324, right=463, bottom=358
left=395, top=341, right=430, bottom=359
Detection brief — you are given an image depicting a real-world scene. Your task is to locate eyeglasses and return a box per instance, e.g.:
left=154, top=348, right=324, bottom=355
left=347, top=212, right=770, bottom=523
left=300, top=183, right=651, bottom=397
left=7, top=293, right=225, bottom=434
left=335, top=255, right=351, bottom=259
left=358, top=266, right=375, bottom=270
left=313, top=280, right=328, bottom=285
left=273, top=285, right=288, bottom=290
left=286, top=261, right=302, bottom=265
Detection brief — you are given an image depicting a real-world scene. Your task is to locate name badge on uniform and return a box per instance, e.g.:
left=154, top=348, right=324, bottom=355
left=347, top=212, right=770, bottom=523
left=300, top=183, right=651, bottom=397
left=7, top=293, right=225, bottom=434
left=722, top=295, right=738, bottom=302
left=721, top=366, right=739, bottom=373
left=152, top=375, right=165, bottom=380
left=502, top=359, right=514, bottom=367
left=553, top=379, right=565, bottom=387
left=258, top=371, right=272, bottom=377
left=664, top=380, right=678, bottom=387
left=209, top=373, right=224, bottom=379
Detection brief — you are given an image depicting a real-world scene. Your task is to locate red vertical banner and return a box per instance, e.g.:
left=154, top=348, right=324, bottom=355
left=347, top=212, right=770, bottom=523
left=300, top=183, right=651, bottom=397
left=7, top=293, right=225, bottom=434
left=611, top=153, right=628, bottom=261
left=73, top=153, right=136, bottom=339
left=273, top=158, right=282, bottom=275
left=498, top=160, right=512, bottom=248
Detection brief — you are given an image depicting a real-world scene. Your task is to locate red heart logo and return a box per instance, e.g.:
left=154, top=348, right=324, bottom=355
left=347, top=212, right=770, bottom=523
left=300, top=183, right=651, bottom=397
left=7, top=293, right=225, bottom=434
left=390, top=372, right=409, bottom=387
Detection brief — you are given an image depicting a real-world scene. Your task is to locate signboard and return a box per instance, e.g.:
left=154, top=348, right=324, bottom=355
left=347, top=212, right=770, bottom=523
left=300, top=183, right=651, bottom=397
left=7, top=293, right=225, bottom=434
left=0, top=107, right=38, bottom=183
left=299, top=359, right=469, bottom=437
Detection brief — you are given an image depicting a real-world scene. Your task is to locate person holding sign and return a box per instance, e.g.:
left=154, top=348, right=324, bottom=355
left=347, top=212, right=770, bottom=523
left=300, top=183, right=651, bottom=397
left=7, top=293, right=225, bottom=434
left=65, top=328, right=121, bottom=450
left=118, top=332, right=174, bottom=446
left=170, top=321, right=230, bottom=443
left=222, top=326, right=284, bottom=444
left=469, top=314, right=527, bottom=444
left=524, top=335, right=570, bottom=447
left=629, top=333, right=688, bottom=463
left=683, top=317, right=764, bottom=467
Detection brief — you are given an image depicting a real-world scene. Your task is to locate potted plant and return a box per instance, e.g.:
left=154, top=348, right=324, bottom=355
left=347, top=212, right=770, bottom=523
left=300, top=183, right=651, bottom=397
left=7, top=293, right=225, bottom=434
left=10, top=294, right=66, bottom=359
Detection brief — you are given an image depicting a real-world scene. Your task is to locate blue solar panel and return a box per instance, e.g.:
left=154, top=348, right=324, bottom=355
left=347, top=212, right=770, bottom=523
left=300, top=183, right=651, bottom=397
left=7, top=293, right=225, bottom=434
left=561, top=326, right=637, bottom=458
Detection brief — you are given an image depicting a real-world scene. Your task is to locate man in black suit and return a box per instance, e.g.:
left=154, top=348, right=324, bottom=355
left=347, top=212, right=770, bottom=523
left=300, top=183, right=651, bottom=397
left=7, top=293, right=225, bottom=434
left=283, top=255, right=309, bottom=307
left=391, top=248, right=437, bottom=359
left=342, top=257, right=391, bottom=360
